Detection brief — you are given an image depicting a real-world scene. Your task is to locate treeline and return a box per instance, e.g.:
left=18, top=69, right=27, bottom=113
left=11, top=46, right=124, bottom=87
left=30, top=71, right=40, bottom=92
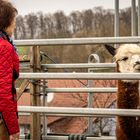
left=16, top=7, right=132, bottom=64
left=15, top=7, right=131, bottom=39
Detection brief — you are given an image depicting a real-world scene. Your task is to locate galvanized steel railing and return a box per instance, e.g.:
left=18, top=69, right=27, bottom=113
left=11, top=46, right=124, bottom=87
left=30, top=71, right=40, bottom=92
left=18, top=106, right=140, bottom=117
left=19, top=72, right=140, bottom=80
left=15, top=36, right=140, bottom=46
left=17, top=36, right=140, bottom=139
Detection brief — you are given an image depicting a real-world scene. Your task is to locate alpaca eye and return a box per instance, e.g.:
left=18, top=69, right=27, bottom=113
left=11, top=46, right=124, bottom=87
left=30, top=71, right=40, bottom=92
left=121, top=57, right=128, bottom=61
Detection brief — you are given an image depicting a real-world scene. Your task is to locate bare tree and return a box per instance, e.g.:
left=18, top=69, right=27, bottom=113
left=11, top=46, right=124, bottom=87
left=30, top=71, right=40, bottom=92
left=53, top=11, right=71, bottom=37
left=43, top=14, right=55, bottom=38
left=37, top=12, right=47, bottom=38
left=82, top=9, right=94, bottom=31
left=25, top=13, right=38, bottom=38
left=120, top=8, right=131, bottom=36
left=14, top=15, right=26, bottom=39
left=69, top=11, right=83, bottom=35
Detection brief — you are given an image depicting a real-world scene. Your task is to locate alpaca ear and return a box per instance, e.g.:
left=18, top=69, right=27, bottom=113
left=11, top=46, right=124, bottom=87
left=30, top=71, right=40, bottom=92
left=104, top=44, right=116, bottom=56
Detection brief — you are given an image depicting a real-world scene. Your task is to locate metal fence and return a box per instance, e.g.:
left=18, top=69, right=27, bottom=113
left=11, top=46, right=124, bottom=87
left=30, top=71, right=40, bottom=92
left=16, top=36, right=140, bottom=140
left=15, top=36, right=140, bottom=46
left=16, top=0, right=140, bottom=139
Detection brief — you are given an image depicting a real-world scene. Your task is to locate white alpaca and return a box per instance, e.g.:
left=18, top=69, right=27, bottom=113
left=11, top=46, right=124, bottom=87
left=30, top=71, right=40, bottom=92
left=105, top=44, right=140, bottom=140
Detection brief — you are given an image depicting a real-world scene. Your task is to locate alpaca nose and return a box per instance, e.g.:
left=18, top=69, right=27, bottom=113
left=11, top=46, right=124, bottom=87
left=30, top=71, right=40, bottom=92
left=134, top=61, right=140, bottom=69
left=135, top=61, right=140, bottom=65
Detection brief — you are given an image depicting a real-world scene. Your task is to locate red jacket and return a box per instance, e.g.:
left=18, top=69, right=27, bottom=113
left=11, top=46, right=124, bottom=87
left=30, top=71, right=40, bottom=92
left=0, top=37, right=19, bottom=135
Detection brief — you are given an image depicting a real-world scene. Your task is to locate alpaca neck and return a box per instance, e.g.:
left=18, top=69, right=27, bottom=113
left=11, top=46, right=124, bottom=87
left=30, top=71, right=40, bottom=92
left=117, top=80, right=139, bottom=109
left=117, top=80, right=140, bottom=140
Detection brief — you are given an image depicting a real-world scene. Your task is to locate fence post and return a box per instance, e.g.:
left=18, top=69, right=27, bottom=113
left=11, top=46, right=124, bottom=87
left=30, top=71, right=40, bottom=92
left=131, top=0, right=137, bottom=36
left=30, top=46, right=41, bottom=140
left=42, top=68, right=48, bottom=140
left=87, top=54, right=100, bottom=134
left=138, top=0, right=140, bottom=36
left=114, top=0, right=119, bottom=37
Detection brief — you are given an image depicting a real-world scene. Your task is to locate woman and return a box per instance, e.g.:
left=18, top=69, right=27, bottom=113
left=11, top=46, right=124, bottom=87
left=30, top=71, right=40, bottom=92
left=0, top=0, right=19, bottom=140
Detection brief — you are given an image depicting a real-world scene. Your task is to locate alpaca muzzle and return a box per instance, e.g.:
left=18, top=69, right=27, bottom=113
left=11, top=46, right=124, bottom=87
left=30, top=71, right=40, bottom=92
left=133, top=63, right=140, bottom=71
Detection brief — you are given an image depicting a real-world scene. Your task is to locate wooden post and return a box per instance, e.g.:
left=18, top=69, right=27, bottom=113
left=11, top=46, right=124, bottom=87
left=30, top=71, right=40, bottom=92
left=30, top=46, right=41, bottom=140
left=17, top=79, right=30, bottom=100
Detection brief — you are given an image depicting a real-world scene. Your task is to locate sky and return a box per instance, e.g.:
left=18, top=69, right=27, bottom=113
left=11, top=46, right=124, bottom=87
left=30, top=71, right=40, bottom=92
left=11, top=0, right=132, bottom=16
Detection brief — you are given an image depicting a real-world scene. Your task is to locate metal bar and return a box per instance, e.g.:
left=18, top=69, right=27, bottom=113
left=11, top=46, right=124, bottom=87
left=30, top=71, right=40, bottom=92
left=14, top=37, right=140, bottom=46
left=138, top=0, right=140, bottom=36
left=131, top=0, right=137, bottom=36
left=87, top=78, right=93, bottom=134
left=20, top=135, right=115, bottom=140
left=45, top=135, right=116, bottom=140
left=42, top=79, right=48, bottom=138
left=46, top=88, right=117, bottom=93
left=41, top=63, right=116, bottom=69
left=115, top=0, right=119, bottom=37
left=21, top=63, right=116, bottom=69
left=20, top=73, right=140, bottom=80
left=18, top=106, right=140, bottom=117
left=17, top=87, right=117, bottom=93
left=19, top=113, right=30, bottom=116
left=87, top=54, right=100, bottom=134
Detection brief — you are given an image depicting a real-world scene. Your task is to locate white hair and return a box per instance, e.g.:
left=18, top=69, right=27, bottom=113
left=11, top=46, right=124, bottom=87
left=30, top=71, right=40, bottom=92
left=115, top=44, right=140, bottom=61
left=114, top=44, right=140, bottom=82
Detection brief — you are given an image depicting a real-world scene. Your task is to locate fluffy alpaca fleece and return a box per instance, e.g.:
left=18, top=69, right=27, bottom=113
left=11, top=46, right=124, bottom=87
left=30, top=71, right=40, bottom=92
left=105, top=44, right=140, bottom=140
left=115, top=44, right=140, bottom=62
left=115, top=44, right=140, bottom=83
left=116, top=80, right=140, bottom=140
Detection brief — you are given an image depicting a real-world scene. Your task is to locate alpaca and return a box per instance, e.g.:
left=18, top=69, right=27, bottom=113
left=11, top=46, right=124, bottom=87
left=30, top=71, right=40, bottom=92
left=105, top=44, right=140, bottom=140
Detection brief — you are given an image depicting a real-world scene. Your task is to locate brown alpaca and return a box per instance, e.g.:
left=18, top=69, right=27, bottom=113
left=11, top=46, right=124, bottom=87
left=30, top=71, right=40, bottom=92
left=105, top=44, right=140, bottom=140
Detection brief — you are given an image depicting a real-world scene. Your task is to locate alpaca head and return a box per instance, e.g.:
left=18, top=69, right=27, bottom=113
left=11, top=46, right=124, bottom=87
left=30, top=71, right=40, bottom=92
left=105, top=44, right=140, bottom=82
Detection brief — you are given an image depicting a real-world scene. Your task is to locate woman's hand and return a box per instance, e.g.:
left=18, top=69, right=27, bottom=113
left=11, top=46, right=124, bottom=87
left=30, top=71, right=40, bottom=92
left=10, top=132, right=19, bottom=140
